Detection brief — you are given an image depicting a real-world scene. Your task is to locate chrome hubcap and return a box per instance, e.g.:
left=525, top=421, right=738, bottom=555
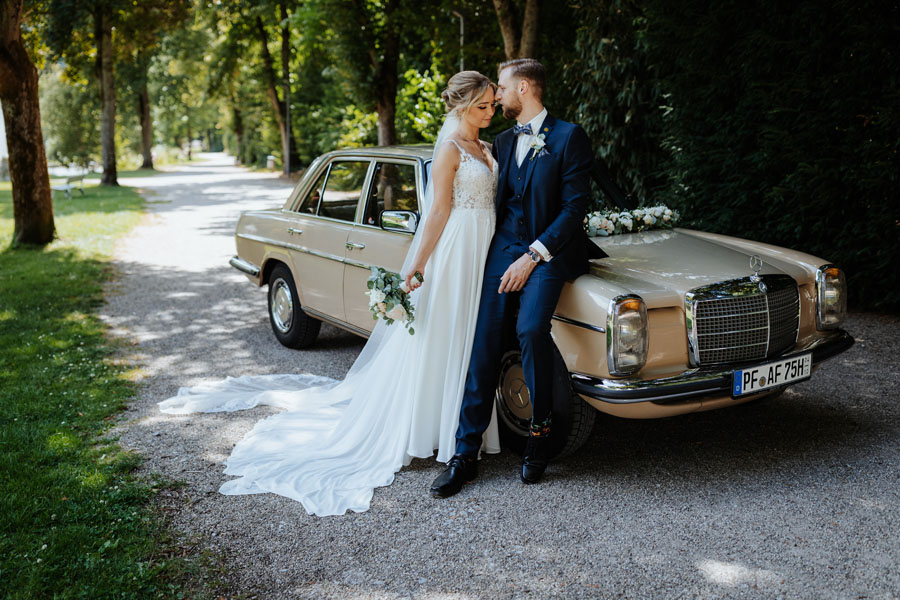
left=270, top=278, right=294, bottom=333
left=495, top=351, right=532, bottom=437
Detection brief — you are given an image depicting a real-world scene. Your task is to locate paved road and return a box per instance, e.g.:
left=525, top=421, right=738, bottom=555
left=106, top=154, right=900, bottom=599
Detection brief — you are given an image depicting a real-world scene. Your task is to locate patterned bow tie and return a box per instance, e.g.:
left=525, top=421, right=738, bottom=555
left=513, top=123, right=533, bottom=136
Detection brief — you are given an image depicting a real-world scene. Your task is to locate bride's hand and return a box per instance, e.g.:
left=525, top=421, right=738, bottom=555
left=404, top=266, right=425, bottom=292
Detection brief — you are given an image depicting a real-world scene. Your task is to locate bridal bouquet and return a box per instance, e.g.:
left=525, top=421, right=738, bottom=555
left=366, top=267, right=417, bottom=334
left=584, top=204, right=681, bottom=237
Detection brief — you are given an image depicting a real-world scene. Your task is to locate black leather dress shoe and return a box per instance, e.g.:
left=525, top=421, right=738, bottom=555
left=430, top=454, right=477, bottom=498
left=521, top=436, right=550, bottom=484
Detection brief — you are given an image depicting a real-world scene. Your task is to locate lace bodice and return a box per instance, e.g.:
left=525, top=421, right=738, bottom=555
left=447, top=140, right=497, bottom=210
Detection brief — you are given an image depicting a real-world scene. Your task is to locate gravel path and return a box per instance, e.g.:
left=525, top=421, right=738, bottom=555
left=105, top=153, right=900, bottom=599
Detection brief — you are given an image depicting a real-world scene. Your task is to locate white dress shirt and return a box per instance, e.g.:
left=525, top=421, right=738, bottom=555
left=514, top=107, right=552, bottom=262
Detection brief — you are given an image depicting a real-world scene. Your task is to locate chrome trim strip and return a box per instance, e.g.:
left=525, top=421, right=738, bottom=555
left=551, top=314, right=606, bottom=334
left=237, top=233, right=347, bottom=265
left=229, top=256, right=260, bottom=277
left=344, top=258, right=369, bottom=270
left=696, top=309, right=768, bottom=320
left=571, top=330, right=854, bottom=404
left=301, top=306, right=371, bottom=339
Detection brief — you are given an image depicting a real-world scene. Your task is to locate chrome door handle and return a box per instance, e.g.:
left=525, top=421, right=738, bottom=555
left=287, top=227, right=303, bottom=235
left=345, top=242, right=366, bottom=250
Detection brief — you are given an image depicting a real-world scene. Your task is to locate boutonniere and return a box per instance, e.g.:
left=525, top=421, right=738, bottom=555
left=529, top=132, right=549, bottom=160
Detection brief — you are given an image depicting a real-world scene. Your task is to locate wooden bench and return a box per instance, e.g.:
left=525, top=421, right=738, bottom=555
left=51, top=175, right=86, bottom=199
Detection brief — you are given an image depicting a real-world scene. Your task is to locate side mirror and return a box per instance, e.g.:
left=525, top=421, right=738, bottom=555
left=380, top=210, right=419, bottom=234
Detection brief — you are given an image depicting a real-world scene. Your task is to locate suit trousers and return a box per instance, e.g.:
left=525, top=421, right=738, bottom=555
left=455, top=237, right=567, bottom=457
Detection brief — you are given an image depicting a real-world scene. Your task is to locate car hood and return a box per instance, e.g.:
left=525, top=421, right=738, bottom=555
left=587, top=228, right=814, bottom=308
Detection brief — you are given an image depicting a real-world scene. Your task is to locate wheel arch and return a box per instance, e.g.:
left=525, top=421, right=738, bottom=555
left=261, top=254, right=306, bottom=305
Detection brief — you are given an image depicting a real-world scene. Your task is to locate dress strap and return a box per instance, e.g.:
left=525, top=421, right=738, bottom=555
left=445, top=138, right=469, bottom=159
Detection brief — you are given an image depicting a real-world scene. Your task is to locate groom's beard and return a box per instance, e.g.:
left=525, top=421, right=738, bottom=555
left=501, top=100, right=522, bottom=121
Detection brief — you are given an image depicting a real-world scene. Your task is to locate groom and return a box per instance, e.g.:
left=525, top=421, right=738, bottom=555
left=431, top=58, right=602, bottom=497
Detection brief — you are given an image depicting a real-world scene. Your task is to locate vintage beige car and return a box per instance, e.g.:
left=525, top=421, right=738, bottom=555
left=229, top=146, right=854, bottom=456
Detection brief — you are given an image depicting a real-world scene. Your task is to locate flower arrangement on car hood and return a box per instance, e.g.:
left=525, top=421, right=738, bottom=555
left=584, top=204, right=680, bottom=237
left=366, top=267, right=416, bottom=334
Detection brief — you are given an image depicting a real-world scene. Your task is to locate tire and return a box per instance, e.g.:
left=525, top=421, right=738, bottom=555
left=267, top=264, right=321, bottom=349
left=494, top=344, right=596, bottom=458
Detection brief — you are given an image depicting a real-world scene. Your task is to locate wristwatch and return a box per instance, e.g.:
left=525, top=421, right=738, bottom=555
left=527, top=248, right=542, bottom=263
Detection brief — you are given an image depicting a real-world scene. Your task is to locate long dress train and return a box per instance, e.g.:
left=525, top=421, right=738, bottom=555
left=159, top=140, right=499, bottom=516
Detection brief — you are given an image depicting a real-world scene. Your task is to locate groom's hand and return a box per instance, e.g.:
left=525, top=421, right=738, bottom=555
left=498, top=254, right=538, bottom=293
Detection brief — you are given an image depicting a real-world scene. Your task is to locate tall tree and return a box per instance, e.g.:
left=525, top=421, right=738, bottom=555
left=46, top=0, right=123, bottom=185
left=117, top=0, right=190, bottom=170
left=492, top=0, right=541, bottom=59
left=254, top=5, right=298, bottom=168
left=0, top=0, right=55, bottom=245
left=322, top=0, right=405, bottom=145
left=93, top=3, right=117, bottom=184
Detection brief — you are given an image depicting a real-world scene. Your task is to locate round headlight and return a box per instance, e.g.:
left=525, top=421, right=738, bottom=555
left=816, top=265, right=847, bottom=329
left=607, top=295, right=648, bottom=376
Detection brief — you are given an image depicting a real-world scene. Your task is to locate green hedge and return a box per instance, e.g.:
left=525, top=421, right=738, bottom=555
left=572, top=0, right=900, bottom=311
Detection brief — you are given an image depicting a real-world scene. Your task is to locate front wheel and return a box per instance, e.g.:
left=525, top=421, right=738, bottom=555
left=494, top=345, right=596, bottom=458
left=267, top=264, right=321, bottom=349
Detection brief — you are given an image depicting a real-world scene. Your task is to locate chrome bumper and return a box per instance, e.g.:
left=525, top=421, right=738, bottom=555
left=229, top=256, right=260, bottom=278
left=571, top=330, right=854, bottom=404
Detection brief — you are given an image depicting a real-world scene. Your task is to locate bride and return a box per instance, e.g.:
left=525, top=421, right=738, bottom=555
left=159, top=71, right=501, bottom=516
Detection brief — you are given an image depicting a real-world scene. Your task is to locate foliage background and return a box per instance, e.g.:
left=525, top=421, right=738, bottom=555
left=26, top=0, right=899, bottom=310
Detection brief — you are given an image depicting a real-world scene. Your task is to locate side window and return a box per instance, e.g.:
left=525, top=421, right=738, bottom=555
left=364, top=162, right=419, bottom=226
left=318, top=160, right=369, bottom=222
left=295, top=168, right=328, bottom=214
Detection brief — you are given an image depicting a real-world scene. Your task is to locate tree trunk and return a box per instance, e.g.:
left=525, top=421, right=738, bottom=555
left=279, top=1, right=295, bottom=173
left=374, top=0, right=399, bottom=146
left=256, top=15, right=297, bottom=169
left=492, top=0, right=541, bottom=60
left=138, top=81, right=153, bottom=169
left=230, top=93, right=245, bottom=164
left=185, top=113, right=192, bottom=161
left=519, top=0, right=541, bottom=59
left=0, top=0, right=55, bottom=246
left=136, top=52, right=153, bottom=170
left=94, top=8, right=118, bottom=186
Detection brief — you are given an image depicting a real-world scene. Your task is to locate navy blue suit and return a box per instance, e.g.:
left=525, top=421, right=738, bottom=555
left=455, top=114, right=602, bottom=456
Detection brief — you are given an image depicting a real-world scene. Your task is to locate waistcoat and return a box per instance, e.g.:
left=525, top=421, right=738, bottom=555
left=496, top=154, right=529, bottom=254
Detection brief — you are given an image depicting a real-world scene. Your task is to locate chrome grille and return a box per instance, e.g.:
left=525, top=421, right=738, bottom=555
left=686, top=275, right=799, bottom=366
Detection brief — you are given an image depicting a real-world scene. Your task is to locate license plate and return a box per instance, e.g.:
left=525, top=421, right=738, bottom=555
left=732, top=353, right=812, bottom=397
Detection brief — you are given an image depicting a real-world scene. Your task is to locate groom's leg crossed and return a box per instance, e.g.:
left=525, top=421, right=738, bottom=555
left=455, top=247, right=515, bottom=457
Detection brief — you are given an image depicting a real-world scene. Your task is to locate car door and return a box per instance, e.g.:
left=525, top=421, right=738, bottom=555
left=343, top=159, right=422, bottom=331
left=284, top=158, right=372, bottom=322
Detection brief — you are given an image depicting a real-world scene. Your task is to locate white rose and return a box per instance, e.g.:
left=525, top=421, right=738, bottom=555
left=386, top=305, right=407, bottom=322
left=609, top=213, right=618, bottom=223
left=643, top=214, right=656, bottom=225
left=620, top=217, right=633, bottom=231
left=652, top=206, right=664, bottom=218
left=368, top=289, right=386, bottom=306
left=588, top=215, right=602, bottom=228
left=664, top=208, right=673, bottom=217
left=603, top=220, right=615, bottom=234
left=662, top=214, right=671, bottom=222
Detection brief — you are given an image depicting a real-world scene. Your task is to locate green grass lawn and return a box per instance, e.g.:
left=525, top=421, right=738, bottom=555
left=0, top=181, right=221, bottom=598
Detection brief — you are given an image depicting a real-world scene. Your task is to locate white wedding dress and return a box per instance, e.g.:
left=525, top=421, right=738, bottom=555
left=159, top=137, right=499, bottom=516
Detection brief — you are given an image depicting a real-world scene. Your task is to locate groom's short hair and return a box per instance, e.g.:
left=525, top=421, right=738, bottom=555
left=498, top=58, right=546, bottom=100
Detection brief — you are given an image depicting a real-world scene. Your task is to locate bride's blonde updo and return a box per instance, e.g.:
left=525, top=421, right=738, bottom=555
left=441, top=71, right=496, bottom=116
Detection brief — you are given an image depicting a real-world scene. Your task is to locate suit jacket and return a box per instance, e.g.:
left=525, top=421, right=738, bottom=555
left=491, top=113, right=605, bottom=280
